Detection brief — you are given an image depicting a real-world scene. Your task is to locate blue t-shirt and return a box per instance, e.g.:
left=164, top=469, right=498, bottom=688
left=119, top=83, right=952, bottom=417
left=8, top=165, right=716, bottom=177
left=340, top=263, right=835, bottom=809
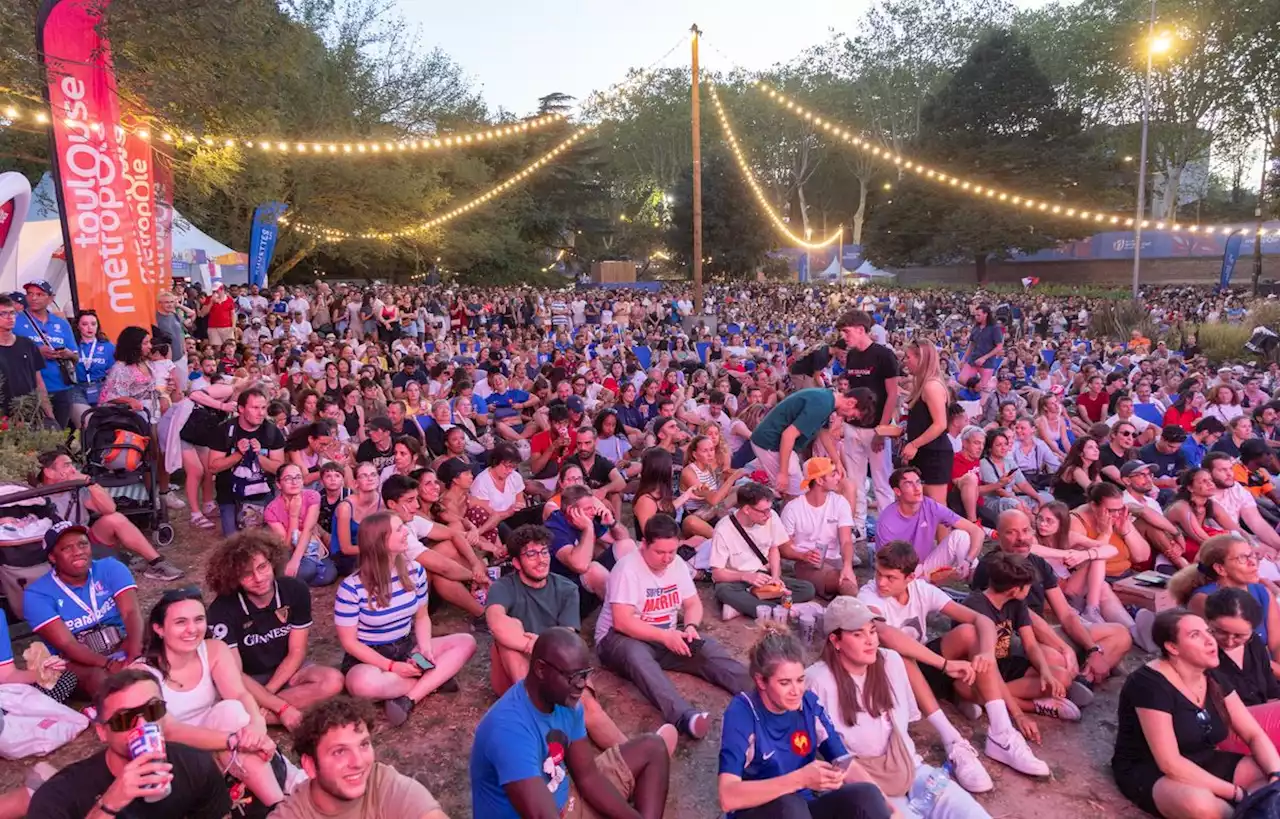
left=23, top=558, right=137, bottom=649
left=470, top=682, right=587, bottom=818
left=545, top=510, right=609, bottom=586
left=486, top=389, right=530, bottom=414
left=13, top=310, right=76, bottom=392
left=76, top=339, right=116, bottom=384
left=0, top=616, right=12, bottom=666
left=967, top=324, right=1003, bottom=365
left=718, top=691, right=846, bottom=817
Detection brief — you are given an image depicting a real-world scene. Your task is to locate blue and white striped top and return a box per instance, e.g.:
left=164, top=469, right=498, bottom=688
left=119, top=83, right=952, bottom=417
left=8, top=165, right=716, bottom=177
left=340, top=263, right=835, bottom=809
left=333, top=562, right=429, bottom=645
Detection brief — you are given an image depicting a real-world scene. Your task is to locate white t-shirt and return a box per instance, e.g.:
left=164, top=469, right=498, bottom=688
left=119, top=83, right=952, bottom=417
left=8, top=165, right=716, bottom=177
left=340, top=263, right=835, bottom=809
left=404, top=515, right=438, bottom=562
left=595, top=550, right=696, bottom=643
left=709, top=511, right=789, bottom=573
left=856, top=579, right=952, bottom=644
left=470, top=468, right=525, bottom=513
left=780, top=492, right=854, bottom=562
left=696, top=405, right=733, bottom=437
left=1105, top=413, right=1151, bottom=434
left=805, top=650, right=920, bottom=762
left=1215, top=483, right=1257, bottom=528
left=288, top=297, right=311, bottom=317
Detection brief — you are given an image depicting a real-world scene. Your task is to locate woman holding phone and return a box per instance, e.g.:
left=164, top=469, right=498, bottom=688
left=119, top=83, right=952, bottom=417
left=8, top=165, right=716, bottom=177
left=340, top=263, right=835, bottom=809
left=333, top=511, right=476, bottom=727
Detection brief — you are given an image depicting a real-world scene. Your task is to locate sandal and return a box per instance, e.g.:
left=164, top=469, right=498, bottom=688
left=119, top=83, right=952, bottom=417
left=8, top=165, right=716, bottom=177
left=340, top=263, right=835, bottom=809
left=190, top=512, right=216, bottom=530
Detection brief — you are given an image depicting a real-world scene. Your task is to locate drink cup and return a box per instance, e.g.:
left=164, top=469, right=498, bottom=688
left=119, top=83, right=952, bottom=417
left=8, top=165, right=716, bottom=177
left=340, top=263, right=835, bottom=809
left=754, top=605, right=771, bottom=623
left=126, top=722, right=172, bottom=803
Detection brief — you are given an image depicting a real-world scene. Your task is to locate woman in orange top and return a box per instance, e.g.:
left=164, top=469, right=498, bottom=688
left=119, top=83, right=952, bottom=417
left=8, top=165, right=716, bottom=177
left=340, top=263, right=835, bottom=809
left=1068, top=482, right=1152, bottom=577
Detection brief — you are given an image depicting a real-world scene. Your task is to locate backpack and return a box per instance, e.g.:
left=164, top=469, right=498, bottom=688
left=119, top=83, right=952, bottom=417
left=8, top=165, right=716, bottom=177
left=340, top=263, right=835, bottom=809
left=101, top=429, right=149, bottom=472
left=1235, top=782, right=1280, bottom=819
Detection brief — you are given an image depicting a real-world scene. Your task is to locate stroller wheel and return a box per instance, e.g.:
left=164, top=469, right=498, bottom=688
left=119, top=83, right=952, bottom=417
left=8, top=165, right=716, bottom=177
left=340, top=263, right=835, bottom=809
left=153, top=524, right=175, bottom=548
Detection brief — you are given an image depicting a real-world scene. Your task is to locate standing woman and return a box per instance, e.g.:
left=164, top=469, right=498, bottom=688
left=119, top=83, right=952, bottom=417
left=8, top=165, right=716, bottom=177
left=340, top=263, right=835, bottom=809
left=101, top=326, right=179, bottom=504
left=334, top=511, right=476, bottom=726
left=73, top=310, right=114, bottom=423
left=331, top=461, right=384, bottom=576
left=717, top=623, right=892, bottom=819
left=882, top=339, right=952, bottom=505
left=1112, top=608, right=1279, bottom=818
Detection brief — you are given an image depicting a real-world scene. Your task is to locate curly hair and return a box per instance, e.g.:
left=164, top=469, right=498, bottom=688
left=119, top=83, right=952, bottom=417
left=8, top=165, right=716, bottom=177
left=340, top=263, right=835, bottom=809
left=205, top=529, right=287, bottom=597
left=293, top=696, right=377, bottom=761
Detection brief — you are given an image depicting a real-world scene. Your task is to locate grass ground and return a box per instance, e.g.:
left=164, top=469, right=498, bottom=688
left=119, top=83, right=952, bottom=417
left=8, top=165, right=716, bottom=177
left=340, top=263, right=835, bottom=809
left=0, top=517, right=1150, bottom=818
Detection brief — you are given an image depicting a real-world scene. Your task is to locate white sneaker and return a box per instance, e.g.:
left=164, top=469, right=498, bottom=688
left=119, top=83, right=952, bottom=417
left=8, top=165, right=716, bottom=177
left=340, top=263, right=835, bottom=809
left=985, top=731, right=1051, bottom=778
left=722, top=604, right=743, bottom=621
left=163, top=492, right=186, bottom=511
left=947, top=739, right=993, bottom=793
left=1033, top=696, right=1082, bottom=721
left=1132, top=609, right=1158, bottom=654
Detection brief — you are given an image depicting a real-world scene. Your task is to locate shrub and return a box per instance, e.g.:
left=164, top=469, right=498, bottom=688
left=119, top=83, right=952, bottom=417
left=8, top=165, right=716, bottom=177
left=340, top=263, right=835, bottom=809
left=1196, top=323, right=1255, bottom=365
left=0, top=389, right=70, bottom=484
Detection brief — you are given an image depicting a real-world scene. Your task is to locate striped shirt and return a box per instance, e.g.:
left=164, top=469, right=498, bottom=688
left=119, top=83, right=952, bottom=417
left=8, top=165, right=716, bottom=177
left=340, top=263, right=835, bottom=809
left=333, top=562, right=429, bottom=645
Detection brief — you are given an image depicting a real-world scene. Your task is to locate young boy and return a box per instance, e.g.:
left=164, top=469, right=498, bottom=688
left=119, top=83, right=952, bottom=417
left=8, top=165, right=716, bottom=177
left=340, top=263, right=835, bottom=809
left=955, top=552, right=1078, bottom=725
left=858, top=540, right=1049, bottom=783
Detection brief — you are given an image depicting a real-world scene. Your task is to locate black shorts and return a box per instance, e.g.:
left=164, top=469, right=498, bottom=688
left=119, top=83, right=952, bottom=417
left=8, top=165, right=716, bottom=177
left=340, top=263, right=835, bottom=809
left=340, top=634, right=415, bottom=674
left=911, top=446, right=955, bottom=486
left=1115, top=751, right=1244, bottom=817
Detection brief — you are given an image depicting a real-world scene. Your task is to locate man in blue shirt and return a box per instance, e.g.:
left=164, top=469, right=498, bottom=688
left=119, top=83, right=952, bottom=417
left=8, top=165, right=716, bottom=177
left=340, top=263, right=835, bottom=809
left=471, top=628, right=670, bottom=819
left=14, top=280, right=78, bottom=428
left=1182, top=417, right=1225, bottom=469
left=544, top=485, right=636, bottom=611
left=22, top=521, right=143, bottom=698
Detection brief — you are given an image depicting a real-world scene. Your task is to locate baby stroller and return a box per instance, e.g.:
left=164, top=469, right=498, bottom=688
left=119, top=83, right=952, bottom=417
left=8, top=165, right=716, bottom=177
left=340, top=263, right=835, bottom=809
left=80, top=405, right=174, bottom=548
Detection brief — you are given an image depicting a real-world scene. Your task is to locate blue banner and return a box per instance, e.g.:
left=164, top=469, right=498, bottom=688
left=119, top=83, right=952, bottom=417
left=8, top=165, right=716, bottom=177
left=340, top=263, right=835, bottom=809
left=1010, top=222, right=1280, bottom=263
left=1219, top=231, right=1245, bottom=291
left=248, top=202, right=288, bottom=287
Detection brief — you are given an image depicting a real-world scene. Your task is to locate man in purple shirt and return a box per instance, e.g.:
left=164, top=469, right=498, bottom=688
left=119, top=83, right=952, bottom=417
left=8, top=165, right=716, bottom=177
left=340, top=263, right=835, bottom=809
left=874, top=467, right=985, bottom=580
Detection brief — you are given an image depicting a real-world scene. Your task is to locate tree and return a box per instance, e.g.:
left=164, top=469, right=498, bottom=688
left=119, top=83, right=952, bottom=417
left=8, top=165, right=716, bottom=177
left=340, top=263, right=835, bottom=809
left=863, top=29, right=1115, bottom=281
left=667, top=150, right=772, bottom=280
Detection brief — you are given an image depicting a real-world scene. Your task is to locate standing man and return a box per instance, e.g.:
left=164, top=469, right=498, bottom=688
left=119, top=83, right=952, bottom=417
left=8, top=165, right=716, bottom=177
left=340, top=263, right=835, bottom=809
left=471, top=628, right=671, bottom=819
left=0, top=294, right=53, bottom=420
left=155, top=289, right=189, bottom=392
left=26, top=669, right=232, bottom=819
left=837, top=310, right=900, bottom=534
left=14, top=280, right=77, bottom=428
left=201, top=284, right=236, bottom=347
left=749, top=387, right=871, bottom=499
left=208, top=387, right=286, bottom=534
left=960, top=303, right=1004, bottom=389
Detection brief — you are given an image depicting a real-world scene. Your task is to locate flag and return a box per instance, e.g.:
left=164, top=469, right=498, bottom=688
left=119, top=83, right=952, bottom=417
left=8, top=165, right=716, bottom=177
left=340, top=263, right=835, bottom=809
left=153, top=148, right=174, bottom=291
left=38, top=0, right=151, bottom=337
left=119, top=109, right=159, bottom=321
left=248, top=202, right=288, bottom=287
left=1021, top=276, right=1040, bottom=290
left=1219, top=231, right=1244, bottom=292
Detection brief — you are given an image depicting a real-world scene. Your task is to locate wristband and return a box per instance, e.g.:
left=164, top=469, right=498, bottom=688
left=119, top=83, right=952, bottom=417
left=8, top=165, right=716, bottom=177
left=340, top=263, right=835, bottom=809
left=941, top=660, right=949, bottom=673
left=98, top=800, right=122, bottom=816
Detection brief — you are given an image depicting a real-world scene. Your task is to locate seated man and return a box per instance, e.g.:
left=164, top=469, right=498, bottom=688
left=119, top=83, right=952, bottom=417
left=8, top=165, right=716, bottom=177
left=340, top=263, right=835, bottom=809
left=33, top=449, right=184, bottom=581
left=1119, top=460, right=1189, bottom=570
left=544, top=484, right=637, bottom=606
left=1105, top=394, right=1156, bottom=446
left=779, top=457, right=858, bottom=598
left=23, top=522, right=143, bottom=698
left=26, top=669, right=232, bottom=819
left=486, top=525, right=651, bottom=750
left=979, top=509, right=1133, bottom=689
left=274, top=696, right=448, bottom=819
left=709, top=482, right=817, bottom=619
left=383, top=474, right=491, bottom=620
left=1136, top=424, right=1189, bottom=497
left=596, top=514, right=752, bottom=739
left=563, top=425, right=627, bottom=518
left=876, top=466, right=985, bottom=581
left=471, top=628, right=671, bottom=819
left=1205, top=451, right=1280, bottom=556
left=858, top=539, right=1049, bottom=782
left=205, top=529, right=345, bottom=730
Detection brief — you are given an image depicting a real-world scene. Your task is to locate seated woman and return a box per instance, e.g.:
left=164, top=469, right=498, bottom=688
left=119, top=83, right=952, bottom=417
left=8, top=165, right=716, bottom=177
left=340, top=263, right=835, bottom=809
left=1050, top=435, right=1101, bottom=510
left=806, top=597, right=991, bottom=818
left=284, top=420, right=338, bottom=489
left=1170, top=534, right=1280, bottom=672
left=1112, top=607, right=1280, bottom=819
left=435, top=457, right=506, bottom=562
left=264, top=463, right=338, bottom=587
left=595, top=410, right=638, bottom=480
left=1069, top=482, right=1152, bottom=580
left=1034, top=392, right=1073, bottom=461
left=976, top=427, right=1051, bottom=523
left=334, top=511, right=477, bottom=727
left=717, top=623, right=892, bottom=819
left=1206, top=588, right=1280, bottom=754
left=632, top=447, right=704, bottom=546
left=331, top=461, right=384, bottom=576
left=679, top=434, right=745, bottom=540
left=380, top=435, right=427, bottom=483
left=141, top=588, right=289, bottom=811
left=1165, top=468, right=1233, bottom=563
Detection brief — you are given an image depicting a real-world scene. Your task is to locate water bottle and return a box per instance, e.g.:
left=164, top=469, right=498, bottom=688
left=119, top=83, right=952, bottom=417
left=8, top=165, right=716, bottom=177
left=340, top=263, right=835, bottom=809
left=906, top=770, right=948, bottom=817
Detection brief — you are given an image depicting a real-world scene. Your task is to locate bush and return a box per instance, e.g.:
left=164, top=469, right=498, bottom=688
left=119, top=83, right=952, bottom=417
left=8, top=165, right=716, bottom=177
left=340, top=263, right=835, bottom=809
left=1094, top=300, right=1160, bottom=343
left=0, top=393, right=70, bottom=484
left=1196, top=323, right=1255, bottom=365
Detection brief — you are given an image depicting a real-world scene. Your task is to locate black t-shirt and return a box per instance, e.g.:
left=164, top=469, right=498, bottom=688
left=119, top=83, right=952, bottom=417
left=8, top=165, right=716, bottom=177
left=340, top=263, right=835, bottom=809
left=1098, top=444, right=1130, bottom=484
left=391, top=370, right=429, bottom=391
left=971, top=552, right=1059, bottom=617
left=318, top=488, right=349, bottom=536
left=356, top=439, right=395, bottom=472
left=0, top=336, right=43, bottom=415
left=1213, top=635, right=1280, bottom=707
left=960, top=590, right=1031, bottom=660
left=565, top=453, right=616, bottom=489
left=214, top=420, right=286, bottom=504
left=1137, top=442, right=1188, bottom=482
left=789, top=345, right=831, bottom=377
left=206, top=578, right=313, bottom=677
left=1113, top=664, right=1233, bottom=775
left=27, top=744, right=230, bottom=819
left=843, top=343, right=900, bottom=428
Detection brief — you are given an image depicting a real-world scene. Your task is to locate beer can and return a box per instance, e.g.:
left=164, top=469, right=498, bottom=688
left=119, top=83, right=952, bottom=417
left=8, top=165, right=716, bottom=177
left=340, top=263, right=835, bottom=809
left=126, top=722, right=172, bottom=802
left=486, top=566, right=501, bottom=582
left=473, top=585, right=488, bottom=607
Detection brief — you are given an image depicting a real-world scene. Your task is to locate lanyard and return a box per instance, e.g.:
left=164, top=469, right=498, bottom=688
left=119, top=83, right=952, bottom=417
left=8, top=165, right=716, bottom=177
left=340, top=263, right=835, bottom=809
left=52, top=569, right=100, bottom=620
left=81, top=340, right=100, bottom=377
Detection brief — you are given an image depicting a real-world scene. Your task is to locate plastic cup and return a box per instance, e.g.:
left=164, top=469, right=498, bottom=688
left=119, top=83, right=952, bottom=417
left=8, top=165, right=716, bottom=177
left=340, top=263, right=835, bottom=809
left=755, top=605, right=771, bottom=622
left=798, top=614, right=816, bottom=645
left=771, top=606, right=787, bottom=623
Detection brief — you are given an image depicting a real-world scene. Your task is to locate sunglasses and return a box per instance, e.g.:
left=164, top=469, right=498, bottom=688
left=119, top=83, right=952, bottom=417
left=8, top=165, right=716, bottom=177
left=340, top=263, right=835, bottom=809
left=103, top=698, right=168, bottom=732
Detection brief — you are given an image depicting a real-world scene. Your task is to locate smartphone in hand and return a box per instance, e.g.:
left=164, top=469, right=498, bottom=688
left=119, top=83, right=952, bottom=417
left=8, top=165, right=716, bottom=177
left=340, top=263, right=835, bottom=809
left=410, top=651, right=435, bottom=672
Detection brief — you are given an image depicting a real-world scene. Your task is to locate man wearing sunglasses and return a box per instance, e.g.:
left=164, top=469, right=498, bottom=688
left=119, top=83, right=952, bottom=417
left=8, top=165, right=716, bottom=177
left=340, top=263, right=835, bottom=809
left=22, top=521, right=144, bottom=698
left=1098, top=421, right=1138, bottom=486
left=26, top=668, right=231, bottom=819
left=471, top=627, right=671, bottom=819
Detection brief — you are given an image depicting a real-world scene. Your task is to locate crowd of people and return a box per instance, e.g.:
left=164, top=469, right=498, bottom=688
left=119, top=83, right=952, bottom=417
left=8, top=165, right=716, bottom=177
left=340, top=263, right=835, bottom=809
left=0, top=275, right=1277, bottom=818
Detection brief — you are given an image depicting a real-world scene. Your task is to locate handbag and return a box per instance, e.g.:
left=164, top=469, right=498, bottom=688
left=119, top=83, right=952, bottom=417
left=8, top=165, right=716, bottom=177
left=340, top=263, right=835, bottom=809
left=180, top=404, right=230, bottom=448
left=853, top=718, right=916, bottom=798
left=0, top=683, right=89, bottom=759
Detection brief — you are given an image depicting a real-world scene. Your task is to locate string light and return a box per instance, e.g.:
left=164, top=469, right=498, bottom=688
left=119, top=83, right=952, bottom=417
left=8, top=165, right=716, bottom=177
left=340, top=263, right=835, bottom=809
left=708, top=83, right=842, bottom=250
left=0, top=99, right=565, bottom=156
left=282, top=127, right=594, bottom=242
left=746, top=81, right=1280, bottom=239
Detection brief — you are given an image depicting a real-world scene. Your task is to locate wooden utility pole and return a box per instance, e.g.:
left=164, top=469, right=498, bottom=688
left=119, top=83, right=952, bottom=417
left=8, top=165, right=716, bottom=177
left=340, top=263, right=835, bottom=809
left=691, top=24, right=703, bottom=315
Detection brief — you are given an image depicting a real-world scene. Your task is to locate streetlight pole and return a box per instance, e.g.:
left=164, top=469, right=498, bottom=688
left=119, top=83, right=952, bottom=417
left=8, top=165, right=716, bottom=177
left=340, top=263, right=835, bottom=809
left=805, top=227, right=813, bottom=283
left=690, top=24, right=703, bottom=315
left=1132, top=0, right=1165, bottom=299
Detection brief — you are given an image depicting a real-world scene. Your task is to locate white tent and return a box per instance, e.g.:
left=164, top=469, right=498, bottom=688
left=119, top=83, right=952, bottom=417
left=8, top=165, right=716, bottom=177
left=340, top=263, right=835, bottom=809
left=855, top=260, right=895, bottom=279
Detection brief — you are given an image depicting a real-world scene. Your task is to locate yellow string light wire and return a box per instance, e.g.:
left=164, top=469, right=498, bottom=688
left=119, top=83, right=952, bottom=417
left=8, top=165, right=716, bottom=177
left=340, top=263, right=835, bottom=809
left=708, top=83, right=843, bottom=250
left=282, top=127, right=593, bottom=242
left=747, top=81, right=1279, bottom=239
left=1, top=101, right=565, bottom=155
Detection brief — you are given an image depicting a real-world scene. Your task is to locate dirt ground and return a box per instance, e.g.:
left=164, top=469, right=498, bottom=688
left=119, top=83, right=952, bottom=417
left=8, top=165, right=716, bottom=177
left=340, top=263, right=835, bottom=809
left=0, top=518, right=1152, bottom=819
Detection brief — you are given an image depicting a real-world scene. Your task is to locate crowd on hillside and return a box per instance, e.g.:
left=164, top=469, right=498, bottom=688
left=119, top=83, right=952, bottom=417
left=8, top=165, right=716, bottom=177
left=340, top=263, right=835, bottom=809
left=0, top=275, right=1278, bottom=818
